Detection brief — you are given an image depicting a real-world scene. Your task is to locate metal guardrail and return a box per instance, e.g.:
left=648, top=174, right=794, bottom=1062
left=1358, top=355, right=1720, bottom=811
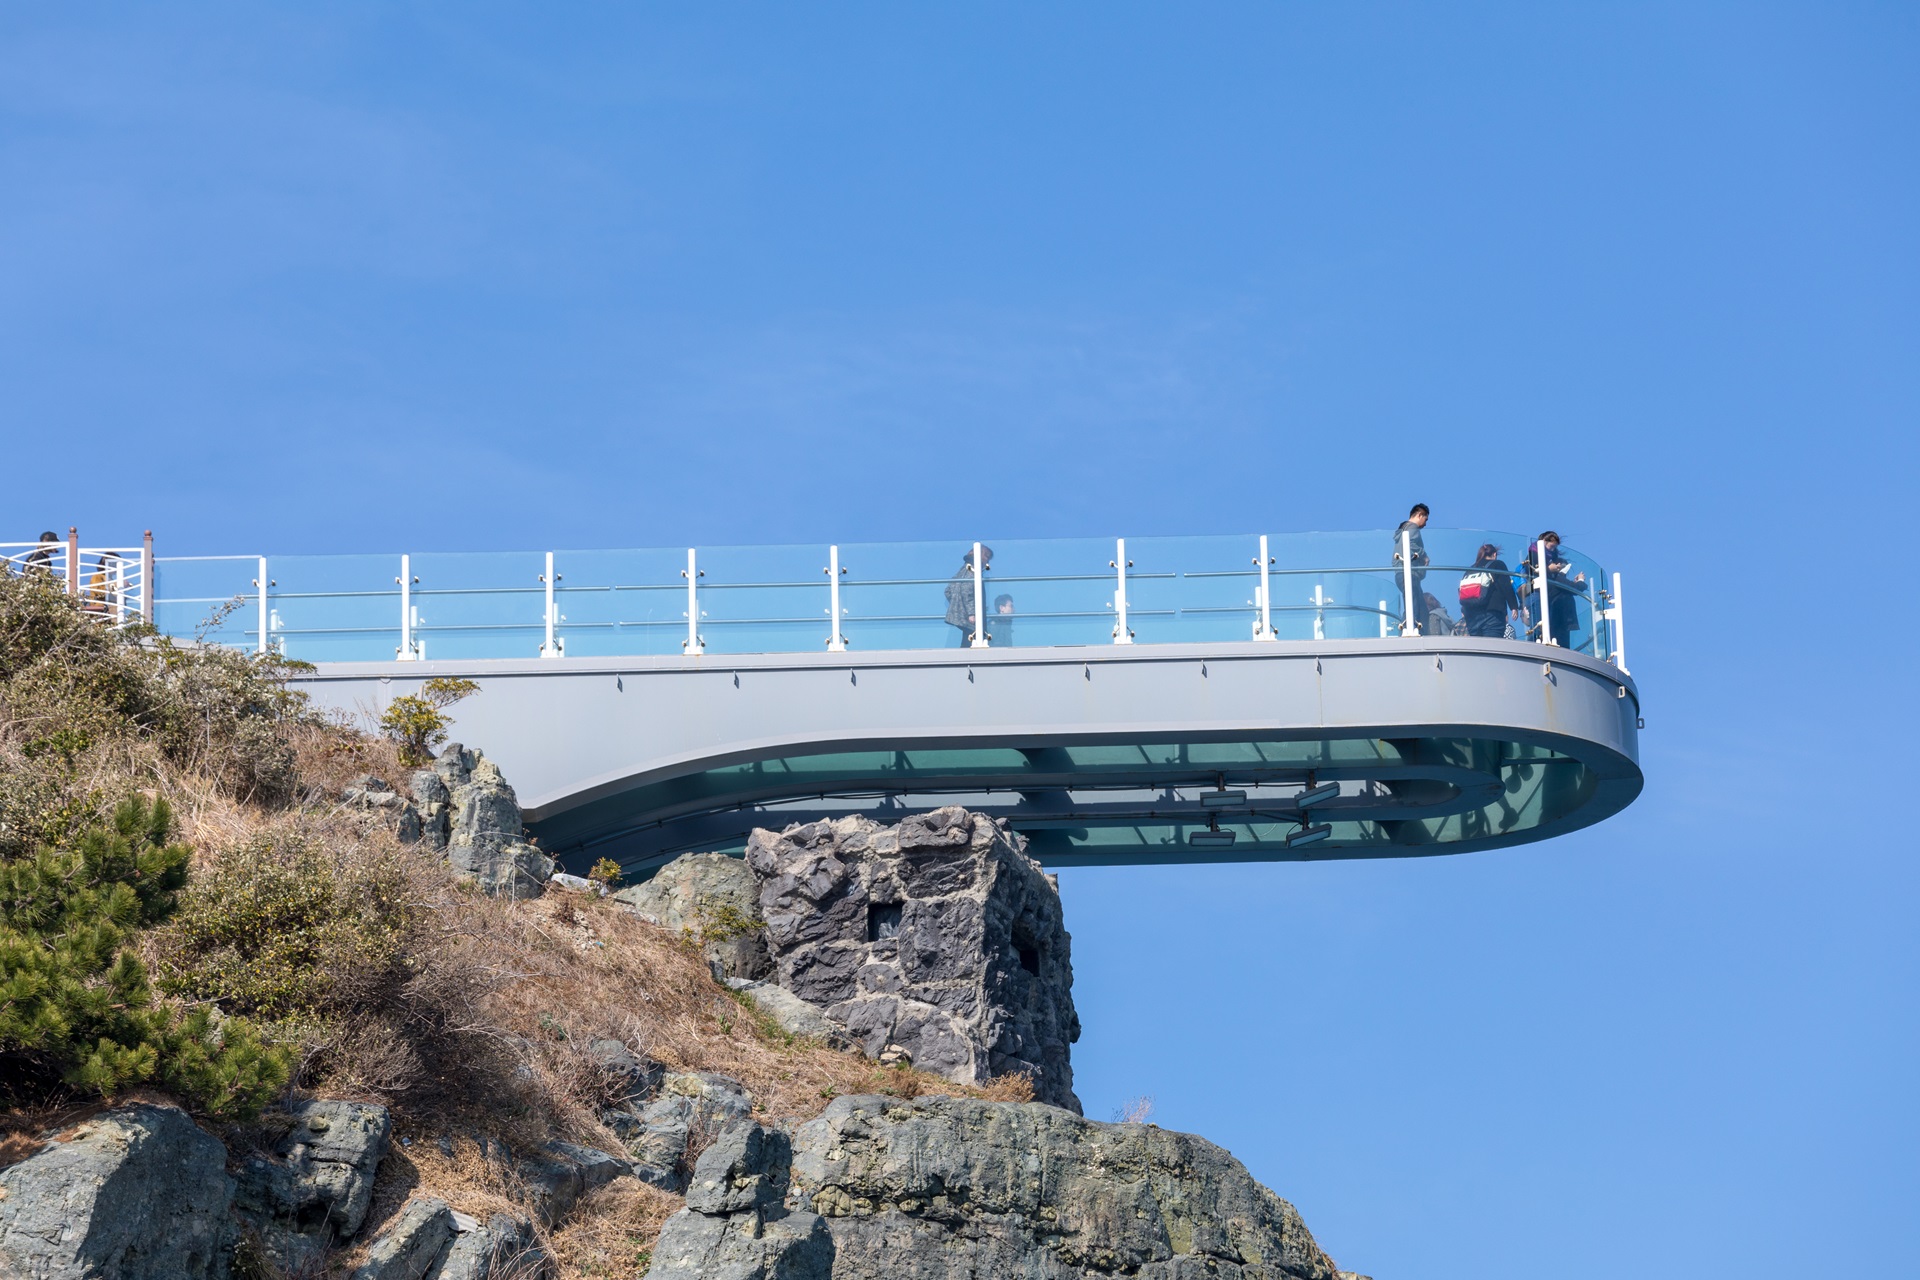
left=140, top=527, right=1627, bottom=673
left=2, top=529, right=153, bottom=626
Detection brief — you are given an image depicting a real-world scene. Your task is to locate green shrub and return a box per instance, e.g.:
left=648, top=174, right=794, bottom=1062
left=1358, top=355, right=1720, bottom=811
left=158, top=831, right=418, bottom=1028
left=380, top=677, right=479, bottom=766
left=0, top=795, right=288, bottom=1117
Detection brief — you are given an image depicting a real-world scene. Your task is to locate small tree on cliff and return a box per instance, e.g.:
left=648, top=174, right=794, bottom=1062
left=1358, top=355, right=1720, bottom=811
left=380, top=677, right=479, bottom=766
left=0, top=795, right=287, bottom=1117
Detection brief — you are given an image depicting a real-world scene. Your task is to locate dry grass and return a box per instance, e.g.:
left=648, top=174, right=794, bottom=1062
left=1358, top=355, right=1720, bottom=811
left=546, top=1182, right=683, bottom=1278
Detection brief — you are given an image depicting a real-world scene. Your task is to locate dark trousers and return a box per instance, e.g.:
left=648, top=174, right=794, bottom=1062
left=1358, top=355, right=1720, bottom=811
left=951, top=624, right=973, bottom=647
left=1464, top=607, right=1506, bottom=638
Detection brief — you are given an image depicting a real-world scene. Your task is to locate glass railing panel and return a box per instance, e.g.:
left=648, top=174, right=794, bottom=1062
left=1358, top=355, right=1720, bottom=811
left=1123, top=535, right=1259, bottom=643
left=837, top=540, right=991, bottom=652
left=552, top=548, right=688, bottom=659
left=962, top=537, right=1119, bottom=648
left=153, top=557, right=259, bottom=650
left=264, top=554, right=406, bottom=664
left=409, top=551, right=547, bottom=661
left=1272, top=530, right=1410, bottom=641
left=695, top=544, right=831, bottom=656
left=1551, top=542, right=1608, bottom=657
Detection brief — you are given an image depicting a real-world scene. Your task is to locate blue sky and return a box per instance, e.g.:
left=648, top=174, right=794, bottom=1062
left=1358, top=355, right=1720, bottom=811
left=4, top=5, right=1915, bottom=1275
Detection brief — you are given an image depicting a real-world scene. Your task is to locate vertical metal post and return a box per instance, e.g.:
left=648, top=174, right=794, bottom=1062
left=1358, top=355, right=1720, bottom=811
left=397, top=554, right=417, bottom=660
left=1378, top=600, right=1389, bottom=638
left=112, top=554, right=128, bottom=623
left=255, top=556, right=269, bottom=655
left=1111, top=538, right=1133, bottom=644
left=1535, top=539, right=1553, bottom=645
left=970, top=542, right=989, bottom=648
left=1254, top=535, right=1274, bottom=640
left=683, top=549, right=704, bottom=655
left=826, top=545, right=847, bottom=652
left=1313, top=583, right=1326, bottom=641
left=65, top=527, right=79, bottom=597
left=1399, top=529, right=1417, bottom=636
left=540, top=551, right=563, bottom=658
left=1611, top=571, right=1628, bottom=674
left=140, top=531, right=154, bottom=623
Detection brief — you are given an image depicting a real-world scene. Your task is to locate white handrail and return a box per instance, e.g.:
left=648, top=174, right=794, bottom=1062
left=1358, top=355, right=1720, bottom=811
left=1399, top=529, right=1418, bottom=637
left=1535, top=539, right=1553, bottom=646
left=827, top=545, right=847, bottom=652
left=683, top=549, right=704, bottom=655
left=1254, top=535, right=1274, bottom=641
left=970, top=542, right=988, bottom=649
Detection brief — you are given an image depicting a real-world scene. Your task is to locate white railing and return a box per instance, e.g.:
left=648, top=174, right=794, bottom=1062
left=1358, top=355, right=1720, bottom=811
left=2, top=530, right=153, bottom=625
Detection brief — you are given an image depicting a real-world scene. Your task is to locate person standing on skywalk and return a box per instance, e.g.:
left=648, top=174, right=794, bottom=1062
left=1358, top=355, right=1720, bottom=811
left=945, top=544, right=992, bottom=646
left=1392, top=503, right=1431, bottom=633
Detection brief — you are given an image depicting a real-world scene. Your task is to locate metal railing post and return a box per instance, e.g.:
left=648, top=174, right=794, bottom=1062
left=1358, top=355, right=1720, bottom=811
left=540, top=551, right=564, bottom=658
left=397, top=555, right=418, bottom=660
left=1313, top=583, right=1326, bottom=641
left=1611, top=571, right=1628, bottom=673
left=254, top=556, right=269, bottom=655
left=1254, top=535, right=1274, bottom=640
left=1399, top=529, right=1417, bottom=636
left=1535, top=539, right=1553, bottom=645
left=140, top=531, right=153, bottom=623
left=1378, top=600, right=1389, bottom=638
left=683, top=549, right=704, bottom=655
left=66, top=527, right=79, bottom=597
left=970, top=542, right=989, bottom=649
left=1111, top=539, right=1133, bottom=644
left=826, top=545, right=847, bottom=652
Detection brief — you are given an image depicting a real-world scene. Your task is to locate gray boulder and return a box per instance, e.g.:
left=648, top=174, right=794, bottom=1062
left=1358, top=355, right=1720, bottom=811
left=613, top=852, right=772, bottom=981
left=587, top=1038, right=665, bottom=1105
left=416, top=744, right=554, bottom=898
left=746, top=808, right=1082, bottom=1110
left=645, top=1122, right=833, bottom=1280
left=430, top=1211, right=547, bottom=1280
left=605, top=1072, right=753, bottom=1192
left=233, top=1098, right=392, bottom=1268
left=0, top=1103, right=233, bottom=1280
left=785, top=1095, right=1341, bottom=1279
left=724, top=979, right=850, bottom=1048
left=352, top=1196, right=455, bottom=1280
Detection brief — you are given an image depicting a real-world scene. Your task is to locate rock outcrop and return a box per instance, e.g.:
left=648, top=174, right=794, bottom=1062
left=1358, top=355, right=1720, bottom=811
left=613, top=851, right=772, bottom=981
left=643, top=1095, right=1341, bottom=1280
left=745, top=808, right=1081, bottom=1110
left=604, top=1071, right=756, bottom=1192
left=412, top=744, right=553, bottom=898
left=646, top=1122, right=833, bottom=1280
left=0, top=1103, right=234, bottom=1280
left=234, top=1098, right=392, bottom=1271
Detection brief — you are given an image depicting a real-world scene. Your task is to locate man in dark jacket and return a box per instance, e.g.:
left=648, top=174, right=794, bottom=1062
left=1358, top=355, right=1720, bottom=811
left=945, top=545, right=992, bottom=646
left=1392, top=504, right=1430, bottom=633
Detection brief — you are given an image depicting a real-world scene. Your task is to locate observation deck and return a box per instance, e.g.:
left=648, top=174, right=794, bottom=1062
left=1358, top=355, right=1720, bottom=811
left=135, top=528, right=1640, bottom=877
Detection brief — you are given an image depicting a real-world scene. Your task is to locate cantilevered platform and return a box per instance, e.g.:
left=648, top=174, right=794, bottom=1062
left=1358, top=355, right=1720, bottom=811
left=287, top=635, right=1639, bottom=876
left=129, top=524, right=1638, bottom=876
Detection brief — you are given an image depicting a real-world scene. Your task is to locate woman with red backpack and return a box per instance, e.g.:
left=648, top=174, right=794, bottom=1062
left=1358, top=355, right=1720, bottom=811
left=1457, top=543, right=1519, bottom=638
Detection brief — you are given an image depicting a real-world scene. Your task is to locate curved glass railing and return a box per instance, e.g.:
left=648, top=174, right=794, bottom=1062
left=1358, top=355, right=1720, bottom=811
left=151, top=528, right=1625, bottom=669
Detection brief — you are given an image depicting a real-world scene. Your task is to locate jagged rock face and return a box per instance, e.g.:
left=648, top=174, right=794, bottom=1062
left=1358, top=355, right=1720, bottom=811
left=605, top=1071, right=756, bottom=1192
left=233, top=1098, right=392, bottom=1270
left=647, top=1122, right=834, bottom=1280
left=0, top=1103, right=234, bottom=1280
left=745, top=808, right=1081, bottom=1111
left=783, top=1095, right=1341, bottom=1280
left=613, top=851, right=772, bottom=981
left=413, top=744, right=553, bottom=898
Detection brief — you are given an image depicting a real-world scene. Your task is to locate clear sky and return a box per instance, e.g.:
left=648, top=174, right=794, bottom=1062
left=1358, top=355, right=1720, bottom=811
left=4, top=5, right=1915, bottom=1275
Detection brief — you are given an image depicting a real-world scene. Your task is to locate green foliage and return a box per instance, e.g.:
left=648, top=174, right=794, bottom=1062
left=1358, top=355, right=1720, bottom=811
left=0, top=569, right=317, bottom=857
left=158, top=832, right=417, bottom=1027
left=587, top=856, right=625, bottom=889
left=380, top=677, right=479, bottom=766
left=696, top=902, right=766, bottom=943
left=0, top=795, right=289, bottom=1117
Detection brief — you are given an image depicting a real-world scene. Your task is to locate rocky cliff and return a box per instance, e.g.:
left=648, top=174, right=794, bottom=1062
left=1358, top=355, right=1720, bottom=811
left=623, top=808, right=1082, bottom=1112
